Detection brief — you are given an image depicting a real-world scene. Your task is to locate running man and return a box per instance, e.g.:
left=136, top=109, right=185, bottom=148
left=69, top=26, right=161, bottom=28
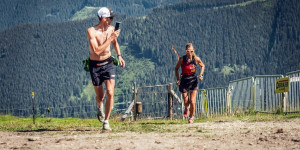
left=175, top=43, right=205, bottom=124
left=87, top=7, right=125, bottom=130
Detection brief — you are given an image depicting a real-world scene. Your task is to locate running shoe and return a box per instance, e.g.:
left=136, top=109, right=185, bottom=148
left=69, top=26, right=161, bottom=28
left=102, top=121, right=112, bottom=131
left=97, top=104, right=105, bottom=123
left=183, top=107, right=189, bottom=118
left=188, top=118, right=194, bottom=124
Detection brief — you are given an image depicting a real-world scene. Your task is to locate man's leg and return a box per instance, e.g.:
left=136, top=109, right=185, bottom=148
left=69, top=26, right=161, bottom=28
left=94, top=85, right=105, bottom=108
left=104, top=79, right=115, bottom=120
left=94, top=85, right=105, bottom=122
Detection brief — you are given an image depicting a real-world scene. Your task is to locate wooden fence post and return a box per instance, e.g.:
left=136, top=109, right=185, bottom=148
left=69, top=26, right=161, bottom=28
left=168, top=83, right=173, bottom=120
left=133, top=82, right=137, bottom=121
left=252, top=77, right=256, bottom=111
left=283, top=92, right=287, bottom=112
left=226, top=86, right=232, bottom=115
left=32, top=92, right=35, bottom=124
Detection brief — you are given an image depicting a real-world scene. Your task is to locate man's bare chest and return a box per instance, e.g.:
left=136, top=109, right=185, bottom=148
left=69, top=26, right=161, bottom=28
left=95, top=30, right=109, bottom=44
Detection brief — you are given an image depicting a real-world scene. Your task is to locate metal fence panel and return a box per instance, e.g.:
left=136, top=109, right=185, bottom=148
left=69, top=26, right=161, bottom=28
left=196, top=90, right=205, bottom=117
left=208, top=88, right=227, bottom=116
left=197, top=87, right=227, bottom=117
left=254, top=75, right=282, bottom=112
left=228, top=77, right=253, bottom=113
left=285, top=70, right=300, bottom=112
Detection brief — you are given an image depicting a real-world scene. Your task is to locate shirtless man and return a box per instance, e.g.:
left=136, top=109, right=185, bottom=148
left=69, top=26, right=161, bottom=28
left=87, top=7, right=125, bottom=131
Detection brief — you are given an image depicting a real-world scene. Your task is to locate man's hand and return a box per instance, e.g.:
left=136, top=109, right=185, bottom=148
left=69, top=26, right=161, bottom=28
left=176, top=80, right=180, bottom=86
left=110, top=29, right=120, bottom=40
left=118, top=56, right=125, bottom=68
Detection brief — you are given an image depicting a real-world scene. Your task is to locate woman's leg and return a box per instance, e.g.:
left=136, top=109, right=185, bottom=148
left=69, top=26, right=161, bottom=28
left=182, top=92, right=189, bottom=108
left=189, top=90, right=198, bottom=118
left=182, top=92, right=189, bottom=117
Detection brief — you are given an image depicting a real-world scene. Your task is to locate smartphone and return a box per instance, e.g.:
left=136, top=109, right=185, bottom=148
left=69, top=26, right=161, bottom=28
left=115, top=22, right=121, bottom=31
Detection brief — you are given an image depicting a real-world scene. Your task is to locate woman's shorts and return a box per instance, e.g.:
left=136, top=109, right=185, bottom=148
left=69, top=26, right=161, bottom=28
left=179, top=74, right=198, bottom=93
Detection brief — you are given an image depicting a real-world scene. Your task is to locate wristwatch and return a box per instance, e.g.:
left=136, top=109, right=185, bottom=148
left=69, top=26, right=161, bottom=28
left=117, top=55, right=122, bottom=58
left=199, top=75, right=204, bottom=78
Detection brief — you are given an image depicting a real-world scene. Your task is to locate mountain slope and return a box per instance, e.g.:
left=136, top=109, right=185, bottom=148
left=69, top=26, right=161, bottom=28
left=0, top=0, right=181, bottom=32
left=0, top=0, right=299, bottom=117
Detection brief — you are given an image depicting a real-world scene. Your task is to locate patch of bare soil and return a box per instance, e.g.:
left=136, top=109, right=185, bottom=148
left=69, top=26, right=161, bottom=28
left=1, top=119, right=300, bottom=150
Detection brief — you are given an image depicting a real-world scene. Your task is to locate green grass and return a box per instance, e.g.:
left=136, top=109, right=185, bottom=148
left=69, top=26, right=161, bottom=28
left=0, top=113, right=299, bottom=133
left=213, top=0, right=267, bottom=10
left=71, top=6, right=101, bottom=21
left=219, top=64, right=248, bottom=75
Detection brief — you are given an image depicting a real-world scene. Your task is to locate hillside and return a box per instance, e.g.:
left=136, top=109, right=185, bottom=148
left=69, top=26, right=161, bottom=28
left=0, top=0, right=299, bottom=117
left=0, top=0, right=181, bottom=32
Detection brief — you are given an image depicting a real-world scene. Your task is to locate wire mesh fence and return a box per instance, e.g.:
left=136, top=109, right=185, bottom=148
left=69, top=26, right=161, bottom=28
left=135, top=83, right=182, bottom=119
left=0, top=94, right=130, bottom=118
left=1, top=70, right=299, bottom=119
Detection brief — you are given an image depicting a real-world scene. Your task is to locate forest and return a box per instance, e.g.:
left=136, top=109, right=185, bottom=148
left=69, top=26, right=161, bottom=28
left=0, top=0, right=181, bottom=32
left=0, top=0, right=299, bottom=117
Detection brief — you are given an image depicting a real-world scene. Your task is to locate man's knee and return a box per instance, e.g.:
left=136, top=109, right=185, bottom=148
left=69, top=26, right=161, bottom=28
left=96, top=95, right=105, bottom=101
left=106, top=89, right=114, bottom=97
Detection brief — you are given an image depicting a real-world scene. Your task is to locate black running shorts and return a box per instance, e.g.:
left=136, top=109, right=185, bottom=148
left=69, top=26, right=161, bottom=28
left=89, top=57, right=116, bottom=86
left=179, top=74, right=198, bottom=93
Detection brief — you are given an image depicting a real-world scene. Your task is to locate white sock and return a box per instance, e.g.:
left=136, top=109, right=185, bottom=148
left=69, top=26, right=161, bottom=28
left=104, top=120, right=109, bottom=124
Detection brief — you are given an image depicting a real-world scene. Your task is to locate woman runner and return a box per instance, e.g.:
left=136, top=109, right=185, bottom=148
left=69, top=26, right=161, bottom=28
left=175, top=43, right=205, bottom=124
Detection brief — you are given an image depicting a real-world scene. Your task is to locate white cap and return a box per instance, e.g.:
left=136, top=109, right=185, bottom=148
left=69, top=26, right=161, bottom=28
left=97, top=7, right=116, bottom=18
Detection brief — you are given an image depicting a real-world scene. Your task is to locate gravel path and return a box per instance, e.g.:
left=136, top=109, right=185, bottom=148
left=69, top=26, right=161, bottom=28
left=1, top=119, right=300, bottom=150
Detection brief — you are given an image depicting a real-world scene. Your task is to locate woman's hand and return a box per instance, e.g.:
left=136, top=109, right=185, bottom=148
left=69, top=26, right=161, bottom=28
left=198, top=75, right=204, bottom=81
left=176, top=80, right=180, bottom=86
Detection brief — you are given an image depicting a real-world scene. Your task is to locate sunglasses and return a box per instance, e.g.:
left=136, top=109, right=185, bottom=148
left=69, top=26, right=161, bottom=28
left=186, top=49, right=194, bottom=53
left=109, top=17, right=114, bottom=20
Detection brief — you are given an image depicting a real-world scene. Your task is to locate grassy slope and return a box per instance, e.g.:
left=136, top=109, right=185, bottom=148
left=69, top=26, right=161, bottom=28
left=71, top=6, right=102, bottom=21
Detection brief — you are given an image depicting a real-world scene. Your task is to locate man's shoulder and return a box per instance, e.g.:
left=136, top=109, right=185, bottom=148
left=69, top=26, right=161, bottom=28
left=87, top=26, right=96, bottom=32
left=87, top=26, right=97, bottom=37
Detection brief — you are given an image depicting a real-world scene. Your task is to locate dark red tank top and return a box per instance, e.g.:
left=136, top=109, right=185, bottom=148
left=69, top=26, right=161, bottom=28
left=181, top=55, right=197, bottom=75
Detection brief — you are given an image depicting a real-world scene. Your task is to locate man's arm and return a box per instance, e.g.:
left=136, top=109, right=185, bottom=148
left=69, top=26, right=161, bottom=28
left=87, top=29, right=120, bottom=55
left=112, top=38, right=125, bottom=68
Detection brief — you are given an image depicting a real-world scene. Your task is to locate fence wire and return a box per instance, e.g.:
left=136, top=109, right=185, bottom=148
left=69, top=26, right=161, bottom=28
left=135, top=84, right=182, bottom=119
left=1, top=70, right=300, bottom=119
left=0, top=93, right=130, bottom=118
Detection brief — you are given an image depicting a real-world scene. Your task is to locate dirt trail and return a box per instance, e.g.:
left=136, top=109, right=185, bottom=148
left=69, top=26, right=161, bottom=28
left=1, top=119, right=300, bottom=150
